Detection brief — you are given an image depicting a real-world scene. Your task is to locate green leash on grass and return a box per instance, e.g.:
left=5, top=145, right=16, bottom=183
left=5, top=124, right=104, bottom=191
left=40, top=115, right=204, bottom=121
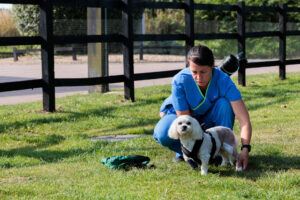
left=101, top=155, right=150, bottom=169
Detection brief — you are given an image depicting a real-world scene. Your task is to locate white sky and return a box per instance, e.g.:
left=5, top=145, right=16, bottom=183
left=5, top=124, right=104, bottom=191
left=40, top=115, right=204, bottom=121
left=0, top=4, right=12, bottom=10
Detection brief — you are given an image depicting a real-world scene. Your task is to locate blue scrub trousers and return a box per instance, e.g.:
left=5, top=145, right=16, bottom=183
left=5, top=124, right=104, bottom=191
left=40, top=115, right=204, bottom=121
left=153, top=97, right=235, bottom=158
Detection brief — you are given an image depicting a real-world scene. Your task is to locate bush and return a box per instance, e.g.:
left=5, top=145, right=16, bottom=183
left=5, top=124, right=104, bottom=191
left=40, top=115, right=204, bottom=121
left=12, top=5, right=86, bottom=36
left=12, top=5, right=39, bottom=36
left=12, top=5, right=144, bottom=37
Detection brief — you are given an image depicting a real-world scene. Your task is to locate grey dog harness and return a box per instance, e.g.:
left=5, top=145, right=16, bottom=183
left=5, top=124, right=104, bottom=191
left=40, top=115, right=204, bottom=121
left=181, top=131, right=217, bottom=165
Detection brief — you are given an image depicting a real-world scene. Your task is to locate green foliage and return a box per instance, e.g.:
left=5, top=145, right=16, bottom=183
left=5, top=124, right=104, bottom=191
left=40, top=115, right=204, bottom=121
left=12, top=5, right=143, bottom=36
left=10, top=0, right=300, bottom=57
left=145, top=9, right=184, bottom=34
left=12, top=5, right=87, bottom=36
left=287, top=36, right=300, bottom=58
left=12, top=5, right=39, bottom=36
left=145, top=0, right=300, bottom=57
left=202, top=40, right=238, bottom=59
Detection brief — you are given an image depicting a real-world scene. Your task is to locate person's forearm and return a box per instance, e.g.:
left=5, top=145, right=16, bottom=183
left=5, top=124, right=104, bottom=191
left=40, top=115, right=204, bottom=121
left=240, top=123, right=252, bottom=145
left=175, top=110, right=190, bottom=116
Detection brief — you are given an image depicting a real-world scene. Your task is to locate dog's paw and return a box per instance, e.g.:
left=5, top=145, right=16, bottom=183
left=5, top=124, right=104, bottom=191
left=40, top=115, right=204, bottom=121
left=187, top=160, right=198, bottom=170
left=201, top=170, right=208, bottom=175
left=236, top=166, right=243, bottom=172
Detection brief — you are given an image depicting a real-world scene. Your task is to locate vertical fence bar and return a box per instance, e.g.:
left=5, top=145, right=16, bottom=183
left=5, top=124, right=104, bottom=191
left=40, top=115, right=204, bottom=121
left=185, top=0, right=194, bottom=66
left=40, top=0, right=55, bottom=112
left=237, top=2, right=246, bottom=86
left=71, top=44, right=77, bottom=61
left=122, top=0, right=135, bottom=101
left=139, top=43, right=143, bottom=60
left=279, top=4, right=287, bottom=80
left=101, top=7, right=109, bottom=92
left=13, top=47, right=18, bottom=62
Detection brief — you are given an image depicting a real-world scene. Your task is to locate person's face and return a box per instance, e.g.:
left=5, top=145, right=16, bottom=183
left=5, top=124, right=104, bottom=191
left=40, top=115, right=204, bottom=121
left=189, top=61, right=213, bottom=88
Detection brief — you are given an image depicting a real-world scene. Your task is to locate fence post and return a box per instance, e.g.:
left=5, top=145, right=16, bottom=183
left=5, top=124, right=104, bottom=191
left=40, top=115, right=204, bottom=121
left=101, top=8, right=109, bottom=92
left=71, top=44, right=77, bottom=61
left=185, top=0, right=195, bottom=66
left=237, top=1, right=246, bottom=86
left=13, top=47, right=18, bottom=62
left=87, top=8, right=109, bottom=93
left=279, top=4, right=287, bottom=80
left=139, top=43, right=143, bottom=60
left=122, top=0, right=135, bottom=102
left=40, top=0, right=55, bottom=112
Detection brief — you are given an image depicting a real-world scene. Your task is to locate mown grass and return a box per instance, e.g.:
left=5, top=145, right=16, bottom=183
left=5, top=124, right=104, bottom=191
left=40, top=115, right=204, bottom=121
left=0, top=73, right=300, bottom=200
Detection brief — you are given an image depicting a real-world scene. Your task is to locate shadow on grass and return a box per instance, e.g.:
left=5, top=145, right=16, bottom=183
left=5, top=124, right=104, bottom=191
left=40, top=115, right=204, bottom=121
left=0, top=135, right=157, bottom=169
left=0, top=95, right=164, bottom=135
left=0, top=93, right=164, bottom=168
left=241, top=87, right=300, bottom=111
left=0, top=106, right=117, bottom=133
left=0, top=144, right=100, bottom=168
left=0, top=132, right=69, bottom=168
left=214, top=154, right=300, bottom=181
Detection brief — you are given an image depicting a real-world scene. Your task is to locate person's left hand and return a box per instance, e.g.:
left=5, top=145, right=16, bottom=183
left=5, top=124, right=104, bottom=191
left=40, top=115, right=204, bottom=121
left=236, top=148, right=249, bottom=171
left=159, top=112, right=166, bottom=118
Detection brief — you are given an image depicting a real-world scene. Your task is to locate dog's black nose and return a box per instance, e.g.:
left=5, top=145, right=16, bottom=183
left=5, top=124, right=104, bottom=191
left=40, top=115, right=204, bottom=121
left=182, top=125, right=187, bottom=131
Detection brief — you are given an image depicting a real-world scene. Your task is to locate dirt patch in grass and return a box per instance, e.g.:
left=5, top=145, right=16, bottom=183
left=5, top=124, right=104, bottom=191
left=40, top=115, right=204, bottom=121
left=90, top=134, right=151, bottom=142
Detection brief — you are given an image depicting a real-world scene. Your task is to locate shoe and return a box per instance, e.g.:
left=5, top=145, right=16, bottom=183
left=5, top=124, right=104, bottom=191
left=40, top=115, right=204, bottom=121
left=172, top=156, right=184, bottom=162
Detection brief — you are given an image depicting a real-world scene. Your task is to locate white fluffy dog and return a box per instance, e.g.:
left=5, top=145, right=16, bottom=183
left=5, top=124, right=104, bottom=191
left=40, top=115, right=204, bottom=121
left=168, top=115, right=239, bottom=175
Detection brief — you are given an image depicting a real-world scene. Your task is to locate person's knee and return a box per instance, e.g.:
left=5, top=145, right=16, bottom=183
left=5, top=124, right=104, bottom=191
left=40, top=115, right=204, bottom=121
left=154, top=125, right=164, bottom=142
left=154, top=123, right=173, bottom=147
left=154, top=131, right=171, bottom=147
left=153, top=114, right=177, bottom=146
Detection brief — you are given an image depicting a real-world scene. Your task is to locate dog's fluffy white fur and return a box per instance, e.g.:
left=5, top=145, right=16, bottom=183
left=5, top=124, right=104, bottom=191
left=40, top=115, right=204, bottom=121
left=168, top=115, right=239, bottom=175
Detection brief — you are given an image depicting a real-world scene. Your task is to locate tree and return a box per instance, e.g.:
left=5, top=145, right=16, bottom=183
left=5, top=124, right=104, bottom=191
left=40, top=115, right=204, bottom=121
left=12, top=4, right=143, bottom=37
left=13, top=5, right=87, bottom=36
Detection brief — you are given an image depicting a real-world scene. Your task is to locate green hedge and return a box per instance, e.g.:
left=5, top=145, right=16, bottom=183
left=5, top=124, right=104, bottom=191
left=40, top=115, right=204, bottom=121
left=144, top=0, right=300, bottom=58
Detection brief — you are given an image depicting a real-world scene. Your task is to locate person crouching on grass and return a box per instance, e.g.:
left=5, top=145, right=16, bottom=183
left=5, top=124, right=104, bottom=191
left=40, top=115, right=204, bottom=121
left=153, top=45, right=252, bottom=170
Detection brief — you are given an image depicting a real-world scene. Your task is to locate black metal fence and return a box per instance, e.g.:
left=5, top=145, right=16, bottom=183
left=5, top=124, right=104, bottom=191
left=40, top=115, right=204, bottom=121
left=0, top=0, right=300, bottom=112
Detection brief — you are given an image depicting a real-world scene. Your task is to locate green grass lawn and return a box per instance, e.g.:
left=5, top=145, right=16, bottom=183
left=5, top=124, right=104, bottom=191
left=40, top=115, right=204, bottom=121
left=0, top=73, right=299, bottom=200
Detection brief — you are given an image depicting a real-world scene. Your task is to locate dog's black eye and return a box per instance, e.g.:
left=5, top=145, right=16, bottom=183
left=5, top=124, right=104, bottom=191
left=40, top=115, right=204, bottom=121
left=178, top=122, right=182, bottom=125
left=187, top=122, right=191, bottom=125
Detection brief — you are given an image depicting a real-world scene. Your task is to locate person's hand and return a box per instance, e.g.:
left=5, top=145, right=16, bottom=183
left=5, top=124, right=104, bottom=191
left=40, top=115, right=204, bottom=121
left=236, top=148, right=249, bottom=171
left=160, top=112, right=166, bottom=118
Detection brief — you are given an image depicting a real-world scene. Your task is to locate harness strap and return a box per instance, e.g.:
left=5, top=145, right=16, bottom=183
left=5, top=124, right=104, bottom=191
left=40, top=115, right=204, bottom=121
left=180, top=131, right=217, bottom=165
left=206, top=131, right=217, bottom=164
left=181, top=139, right=203, bottom=165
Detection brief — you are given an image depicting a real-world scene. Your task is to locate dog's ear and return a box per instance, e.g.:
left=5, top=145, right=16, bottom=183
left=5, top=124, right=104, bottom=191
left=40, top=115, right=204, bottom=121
left=168, top=118, right=179, bottom=139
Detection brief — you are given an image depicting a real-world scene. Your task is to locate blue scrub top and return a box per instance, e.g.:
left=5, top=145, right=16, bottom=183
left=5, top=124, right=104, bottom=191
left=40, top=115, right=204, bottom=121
left=160, top=67, right=242, bottom=116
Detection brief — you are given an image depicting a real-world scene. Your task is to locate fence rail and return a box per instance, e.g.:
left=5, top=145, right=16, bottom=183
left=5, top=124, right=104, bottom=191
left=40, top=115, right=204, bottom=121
left=0, top=0, right=300, bottom=112
left=11, top=46, right=78, bottom=61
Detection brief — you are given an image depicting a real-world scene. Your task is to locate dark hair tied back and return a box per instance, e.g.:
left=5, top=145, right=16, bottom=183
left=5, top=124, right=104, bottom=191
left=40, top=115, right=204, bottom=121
left=187, top=45, right=214, bottom=67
